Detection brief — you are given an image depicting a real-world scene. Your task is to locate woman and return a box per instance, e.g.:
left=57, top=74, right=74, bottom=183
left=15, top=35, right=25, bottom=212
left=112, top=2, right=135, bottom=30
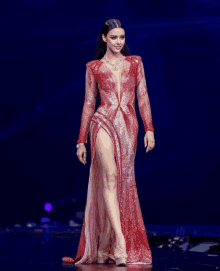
left=62, top=19, right=155, bottom=266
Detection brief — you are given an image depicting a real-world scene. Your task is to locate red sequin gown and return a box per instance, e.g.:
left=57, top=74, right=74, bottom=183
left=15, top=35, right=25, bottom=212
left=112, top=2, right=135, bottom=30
left=72, top=55, right=154, bottom=265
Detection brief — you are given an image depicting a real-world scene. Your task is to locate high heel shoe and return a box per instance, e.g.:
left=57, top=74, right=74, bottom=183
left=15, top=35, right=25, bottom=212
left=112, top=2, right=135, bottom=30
left=97, top=231, right=110, bottom=264
left=114, top=234, right=128, bottom=266
left=97, top=252, right=109, bottom=264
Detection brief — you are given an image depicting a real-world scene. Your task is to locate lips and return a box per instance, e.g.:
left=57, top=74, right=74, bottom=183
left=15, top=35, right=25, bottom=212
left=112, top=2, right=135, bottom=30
left=115, top=46, right=121, bottom=49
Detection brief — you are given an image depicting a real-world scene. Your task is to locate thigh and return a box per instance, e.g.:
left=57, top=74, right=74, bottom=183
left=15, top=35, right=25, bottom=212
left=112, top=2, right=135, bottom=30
left=95, top=127, right=117, bottom=182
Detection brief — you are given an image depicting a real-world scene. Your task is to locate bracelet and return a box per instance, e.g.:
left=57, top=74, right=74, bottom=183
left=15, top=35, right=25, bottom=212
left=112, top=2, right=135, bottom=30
left=76, top=143, right=85, bottom=149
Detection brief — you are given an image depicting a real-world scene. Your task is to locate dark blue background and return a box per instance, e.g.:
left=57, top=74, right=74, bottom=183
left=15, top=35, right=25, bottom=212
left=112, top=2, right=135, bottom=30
left=1, top=0, right=220, bottom=227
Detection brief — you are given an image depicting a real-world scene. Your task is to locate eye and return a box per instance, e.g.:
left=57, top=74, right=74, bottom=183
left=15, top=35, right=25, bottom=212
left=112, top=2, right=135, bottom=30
left=111, top=36, right=125, bottom=39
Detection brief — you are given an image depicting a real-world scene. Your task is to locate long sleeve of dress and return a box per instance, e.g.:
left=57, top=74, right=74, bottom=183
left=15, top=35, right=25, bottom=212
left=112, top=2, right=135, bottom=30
left=77, top=65, right=97, bottom=144
left=136, top=57, right=154, bottom=134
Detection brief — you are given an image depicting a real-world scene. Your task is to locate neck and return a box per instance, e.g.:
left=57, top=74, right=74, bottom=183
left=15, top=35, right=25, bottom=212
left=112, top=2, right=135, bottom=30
left=104, top=49, right=123, bottom=60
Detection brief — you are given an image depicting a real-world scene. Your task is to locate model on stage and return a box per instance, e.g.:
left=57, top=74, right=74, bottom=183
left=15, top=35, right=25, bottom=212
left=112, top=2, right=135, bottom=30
left=62, top=18, right=155, bottom=266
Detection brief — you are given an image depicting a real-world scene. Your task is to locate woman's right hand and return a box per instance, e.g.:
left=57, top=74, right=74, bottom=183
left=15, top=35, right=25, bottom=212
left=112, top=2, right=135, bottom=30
left=77, top=144, right=87, bottom=165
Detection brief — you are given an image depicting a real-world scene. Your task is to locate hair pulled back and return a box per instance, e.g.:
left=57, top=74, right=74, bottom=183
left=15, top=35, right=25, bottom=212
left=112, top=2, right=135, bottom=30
left=94, top=19, right=131, bottom=60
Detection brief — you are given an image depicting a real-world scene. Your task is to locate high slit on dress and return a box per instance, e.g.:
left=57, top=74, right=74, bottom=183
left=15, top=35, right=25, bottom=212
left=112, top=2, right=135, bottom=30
left=73, top=55, right=154, bottom=265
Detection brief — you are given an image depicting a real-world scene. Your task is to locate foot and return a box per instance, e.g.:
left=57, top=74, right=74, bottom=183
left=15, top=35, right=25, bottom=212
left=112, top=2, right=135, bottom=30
left=115, top=233, right=126, bottom=253
left=97, top=256, right=109, bottom=264
left=97, top=249, right=109, bottom=264
left=97, top=230, right=110, bottom=264
left=114, top=233, right=127, bottom=266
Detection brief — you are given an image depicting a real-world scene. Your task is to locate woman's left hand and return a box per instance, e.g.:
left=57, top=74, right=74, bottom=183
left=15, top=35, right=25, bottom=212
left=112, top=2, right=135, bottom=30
left=144, top=131, right=155, bottom=153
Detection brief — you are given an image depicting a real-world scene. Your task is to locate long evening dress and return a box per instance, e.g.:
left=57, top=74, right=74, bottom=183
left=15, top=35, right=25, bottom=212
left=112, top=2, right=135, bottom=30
left=72, top=55, right=154, bottom=265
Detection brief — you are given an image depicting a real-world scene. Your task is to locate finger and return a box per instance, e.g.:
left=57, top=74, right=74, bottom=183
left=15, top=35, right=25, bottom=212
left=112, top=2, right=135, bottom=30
left=82, top=154, right=86, bottom=163
left=145, top=140, right=147, bottom=148
left=147, top=141, right=154, bottom=151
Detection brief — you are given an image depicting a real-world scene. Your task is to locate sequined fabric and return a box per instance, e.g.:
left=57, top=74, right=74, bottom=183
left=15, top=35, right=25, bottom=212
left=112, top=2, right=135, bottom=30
left=74, top=55, right=154, bottom=265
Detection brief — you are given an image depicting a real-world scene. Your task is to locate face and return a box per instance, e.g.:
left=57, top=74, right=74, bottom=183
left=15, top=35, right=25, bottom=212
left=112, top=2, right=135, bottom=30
left=102, top=27, right=125, bottom=54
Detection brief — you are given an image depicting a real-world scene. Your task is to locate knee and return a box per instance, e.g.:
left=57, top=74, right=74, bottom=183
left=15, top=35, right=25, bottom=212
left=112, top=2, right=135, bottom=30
left=106, top=172, right=117, bottom=190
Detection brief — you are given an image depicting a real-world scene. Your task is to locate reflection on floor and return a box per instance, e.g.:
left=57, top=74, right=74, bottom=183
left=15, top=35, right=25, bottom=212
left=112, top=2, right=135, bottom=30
left=0, top=224, right=219, bottom=270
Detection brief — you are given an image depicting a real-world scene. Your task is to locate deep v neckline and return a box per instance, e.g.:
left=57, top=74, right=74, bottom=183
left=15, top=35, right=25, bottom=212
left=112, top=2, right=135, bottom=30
left=99, top=56, right=128, bottom=103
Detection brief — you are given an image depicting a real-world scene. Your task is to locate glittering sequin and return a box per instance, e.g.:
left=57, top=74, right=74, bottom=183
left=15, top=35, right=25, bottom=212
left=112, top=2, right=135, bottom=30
left=74, top=55, right=154, bottom=265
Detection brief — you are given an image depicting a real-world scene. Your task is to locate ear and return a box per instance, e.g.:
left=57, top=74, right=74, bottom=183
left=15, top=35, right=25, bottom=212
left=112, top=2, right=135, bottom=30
left=102, top=34, right=106, bottom=43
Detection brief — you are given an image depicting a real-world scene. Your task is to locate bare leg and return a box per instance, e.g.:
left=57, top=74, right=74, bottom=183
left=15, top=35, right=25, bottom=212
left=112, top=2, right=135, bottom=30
left=103, top=178, right=124, bottom=240
left=95, top=128, right=124, bottom=242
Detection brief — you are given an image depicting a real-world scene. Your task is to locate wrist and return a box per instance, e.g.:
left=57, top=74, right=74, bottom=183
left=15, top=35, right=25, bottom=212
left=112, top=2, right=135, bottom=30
left=76, top=143, right=85, bottom=149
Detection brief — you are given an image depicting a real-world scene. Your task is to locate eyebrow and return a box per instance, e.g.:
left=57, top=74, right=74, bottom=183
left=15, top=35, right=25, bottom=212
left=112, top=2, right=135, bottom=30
left=110, top=35, right=125, bottom=37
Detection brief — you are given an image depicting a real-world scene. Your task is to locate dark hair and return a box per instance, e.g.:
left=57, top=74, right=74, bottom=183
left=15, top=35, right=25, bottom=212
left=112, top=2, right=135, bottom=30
left=93, top=19, right=131, bottom=60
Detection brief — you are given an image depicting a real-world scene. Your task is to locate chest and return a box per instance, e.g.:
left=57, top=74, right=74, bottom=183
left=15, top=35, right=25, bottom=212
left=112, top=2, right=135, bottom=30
left=102, top=60, right=125, bottom=85
left=97, top=59, right=136, bottom=92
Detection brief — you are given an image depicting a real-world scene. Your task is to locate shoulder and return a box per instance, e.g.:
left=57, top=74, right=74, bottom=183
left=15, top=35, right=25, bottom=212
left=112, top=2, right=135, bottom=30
left=86, top=60, right=97, bottom=69
left=129, top=55, right=142, bottom=64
